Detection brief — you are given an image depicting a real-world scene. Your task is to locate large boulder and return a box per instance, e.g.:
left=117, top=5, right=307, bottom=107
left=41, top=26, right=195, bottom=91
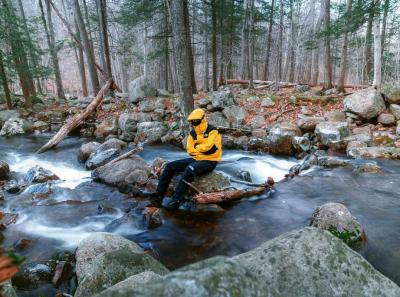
left=266, top=122, right=302, bottom=155
left=315, top=121, right=349, bottom=149
left=78, top=141, right=101, bottom=162
left=207, top=112, right=230, bottom=127
left=86, top=148, right=120, bottom=170
left=0, top=118, right=32, bottom=136
left=378, top=113, right=396, bottom=126
left=0, top=160, right=10, bottom=181
left=344, top=88, right=386, bottom=119
left=297, top=116, right=325, bottom=132
left=92, top=156, right=150, bottom=186
left=234, top=227, right=400, bottom=297
left=128, top=76, right=157, bottom=104
left=95, top=117, right=118, bottom=138
left=310, top=202, right=365, bottom=247
left=347, top=146, right=400, bottom=159
left=211, top=90, right=237, bottom=109
left=134, top=122, right=168, bottom=144
left=222, top=106, right=247, bottom=127
left=191, top=171, right=230, bottom=193
left=24, top=165, right=59, bottom=183
left=75, top=232, right=143, bottom=282
left=75, top=250, right=169, bottom=297
left=97, top=138, right=127, bottom=153
left=0, top=110, right=20, bottom=127
left=382, top=86, right=400, bottom=104
left=118, top=112, right=138, bottom=141
left=94, top=256, right=275, bottom=297
left=0, top=281, right=17, bottom=297
left=389, top=104, right=400, bottom=120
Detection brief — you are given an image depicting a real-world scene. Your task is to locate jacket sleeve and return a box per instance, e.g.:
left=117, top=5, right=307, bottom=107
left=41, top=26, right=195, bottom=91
left=195, top=130, right=218, bottom=153
left=186, top=134, right=198, bottom=157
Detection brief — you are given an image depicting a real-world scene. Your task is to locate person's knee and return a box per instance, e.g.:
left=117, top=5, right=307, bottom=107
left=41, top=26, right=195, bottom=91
left=182, top=165, right=196, bottom=181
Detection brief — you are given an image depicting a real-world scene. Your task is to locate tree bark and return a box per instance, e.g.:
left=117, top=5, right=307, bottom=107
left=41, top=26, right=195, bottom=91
left=240, top=0, right=250, bottom=80
left=337, top=0, right=353, bottom=92
left=372, top=0, right=382, bottom=87
left=0, top=50, right=12, bottom=109
left=323, top=0, right=333, bottom=89
left=73, top=0, right=100, bottom=94
left=263, top=0, right=275, bottom=81
left=380, top=0, right=389, bottom=55
left=364, top=3, right=374, bottom=85
left=248, top=0, right=255, bottom=89
left=203, top=2, right=209, bottom=91
left=275, top=0, right=284, bottom=88
left=96, top=0, right=112, bottom=79
left=74, top=18, right=89, bottom=97
left=288, top=0, right=295, bottom=82
left=211, top=0, right=218, bottom=91
left=182, top=0, right=197, bottom=94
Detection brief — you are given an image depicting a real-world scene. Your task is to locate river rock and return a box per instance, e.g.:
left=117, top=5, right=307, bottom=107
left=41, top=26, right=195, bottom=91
left=4, top=180, right=22, bottom=193
left=347, top=146, right=400, bottom=159
left=236, top=170, right=252, bottom=182
left=32, top=121, right=49, bottom=132
left=261, top=97, right=275, bottom=107
left=297, top=116, right=325, bottom=132
left=292, top=136, right=311, bottom=152
left=310, top=203, right=365, bottom=247
left=222, top=135, right=249, bottom=150
left=382, top=86, right=400, bottom=104
left=75, top=232, right=144, bottom=282
left=118, top=112, right=138, bottom=141
left=198, top=98, right=210, bottom=107
left=135, top=122, right=168, bottom=144
left=234, top=227, right=400, bottom=297
left=267, top=122, right=302, bottom=155
left=325, top=111, right=346, bottom=122
left=317, top=156, right=351, bottom=168
left=211, top=90, right=236, bottom=109
left=139, top=100, right=156, bottom=113
left=94, top=256, right=274, bottom=297
left=0, top=281, right=17, bottom=297
left=389, top=104, right=400, bottom=120
left=125, top=169, right=149, bottom=186
left=86, top=148, right=119, bottom=170
left=251, top=115, right=265, bottom=129
left=354, top=162, right=382, bottom=173
left=372, top=131, right=397, bottom=146
left=223, top=106, right=247, bottom=127
left=190, top=171, right=230, bottom=193
left=92, top=156, right=150, bottom=186
left=0, top=110, right=20, bottom=126
left=378, top=113, right=396, bottom=126
left=78, top=142, right=101, bottom=162
left=24, top=165, right=59, bottom=183
left=0, top=118, right=32, bottom=136
left=97, top=138, right=127, bottom=153
left=0, top=160, right=10, bottom=180
left=12, top=262, right=53, bottom=290
left=75, top=249, right=169, bottom=297
left=128, top=76, right=157, bottom=104
left=207, top=112, right=229, bottom=127
left=142, top=207, right=163, bottom=229
left=315, top=121, right=349, bottom=149
left=344, top=88, right=386, bottom=119
left=95, top=117, right=118, bottom=138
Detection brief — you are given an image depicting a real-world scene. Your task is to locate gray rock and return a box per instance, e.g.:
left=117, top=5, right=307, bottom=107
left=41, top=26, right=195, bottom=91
left=236, top=170, right=252, bottom=182
left=222, top=135, right=249, bottom=150
left=234, top=227, right=400, bottom=297
left=378, top=113, right=396, bottom=126
left=95, top=117, right=118, bottom=139
left=24, top=165, right=59, bottom=183
left=324, top=87, right=338, bottom=96
left=125, top=169, right=149, bottom=186
left=12, top=262, right=52, bottom=290
left=118, top=112, right=138, bottom=141
left=325, top=111, right=346, bottom=122
left=346, top=141, right=368, bottom=155
left=92, top=155, right=150, bottom=186
left=78, top=142, right=101, bottom=162
left=389, top=104, right=400, bottom=120
left=94, top=271, right=162, bottom=297
left=157, top=89, right=170, bottom=97
left=292, top=136, right=311, bottom=152
left=115, top=92, right=129, bottom=99
left=347, top=146, right=400, bottom=159
left=261, top=97, right=275, bottom=107
left=75, top=249, right=169, bottom=297
left=0, top=110, right=20, bottom=126
left=0, top=160, right=10, bottom=181
left=139, top=100, right=156, bottom=112
left=382, top=86, right=400, bottom=104
left=198, top=98, right=210, bottom=107
left=223, top=106, right=247, bottom=127
left=267, top=122, right=302, bottom=155
left=344, top=88, right=386, bottom=119
left=32, top=121, right=48, bottom=132
left=251, top=128, right=267, bottom=138
left=211, top=90, right=236, bottom=109
left=354, top=162, right=382, bottom=173
left=251, top=115, right=265, bottom=129
left=135, top=122, right=168, bottom=144
left=128, top=76, right=157, bottom=104
left=397, top=121, right=400, bottom=136
left=97, top=138, right=127, bottom=153
left=171, top=171, right=230, bottom=194
left=155, top=97, right=166, bottom=110
left=315, top=121, right=349, bottom=149
left=0, top=118, right=32, bottom=136
left=86, top=148, right=119, bottom=170
left=94, top=256, right=275, bottom=297
left=310, top=203, right=365, bottom=247
left=297, top=116, right=325, bottom=132
left=317, top=156, right=351, bottom=168
left=294, top=84, right=311, bottom=93
left=207, top=112, right=229, bottom=127
left=75, top=232, right=143, bottom=282
left=0, top=281, right=17, bottom=297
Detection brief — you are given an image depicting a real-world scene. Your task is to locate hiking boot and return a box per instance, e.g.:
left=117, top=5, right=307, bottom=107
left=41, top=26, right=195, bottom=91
left=162, top=197, right=180, bottom=210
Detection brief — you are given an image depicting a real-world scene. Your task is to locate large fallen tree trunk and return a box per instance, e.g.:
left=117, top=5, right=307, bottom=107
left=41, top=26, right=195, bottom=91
left=37, top=79, right=113, bottom=154
left=192, top=177, right=275, bottom=204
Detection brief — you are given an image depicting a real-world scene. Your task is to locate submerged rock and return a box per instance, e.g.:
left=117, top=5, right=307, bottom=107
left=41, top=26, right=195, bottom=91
left=75, top=232, right=144, bottom=282
left=310, top=202, right=365, bottom=247
left=0, top=160, right=10, bottom=181
left=12, top=262, right=52, bottom=290
left=234, top=227, right=400, bottom=297
left=75, top=249, right=169, bottom=297
left=353, top=162, right=383, bottom=173
left=94, top=256, right=274, bottom=297
left=344, top=88, right=386, bottom=119
left=0, top=118, right=32, bottom=136
left=24, top=166, right=59, bottom=183
left=78, top=141, right=101, bottom=162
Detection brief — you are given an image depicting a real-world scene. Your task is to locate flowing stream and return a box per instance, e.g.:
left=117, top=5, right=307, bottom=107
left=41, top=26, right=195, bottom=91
left=1, top=134, right=400, bottom=296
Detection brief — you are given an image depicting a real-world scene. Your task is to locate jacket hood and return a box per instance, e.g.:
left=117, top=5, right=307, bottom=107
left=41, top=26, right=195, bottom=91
left=188, top=108, right=208, bottom=134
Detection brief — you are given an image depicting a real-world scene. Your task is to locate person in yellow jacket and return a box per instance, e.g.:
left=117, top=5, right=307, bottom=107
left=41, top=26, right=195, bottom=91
left=142, top=108, right=222, bottom=209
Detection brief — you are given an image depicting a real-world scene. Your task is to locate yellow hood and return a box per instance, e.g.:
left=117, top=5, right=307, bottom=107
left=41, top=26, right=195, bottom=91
left=188, top=108, right=207, bottom=134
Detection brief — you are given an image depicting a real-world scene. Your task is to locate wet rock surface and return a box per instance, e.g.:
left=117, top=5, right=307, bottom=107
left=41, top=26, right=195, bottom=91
left=0, top=160, right=10, bottom=180
left=24, top=165, right=59, bottom=183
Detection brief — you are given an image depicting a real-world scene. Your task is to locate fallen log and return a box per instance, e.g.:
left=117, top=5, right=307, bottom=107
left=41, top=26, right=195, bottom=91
left=37, top=79, right=113, bottom=154
left=215, top=126, right=252, bottom=136
left=103, top=146, right=144, bottom=166
left=192, top=177, right=275, bottom=204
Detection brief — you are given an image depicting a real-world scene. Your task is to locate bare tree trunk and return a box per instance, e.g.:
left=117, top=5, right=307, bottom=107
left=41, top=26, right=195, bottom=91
left=337, top=0, right=353, bottom=92
left=203, top=3, right=209, bottom=91
left=248, top=0, right=255, bottom=89
left=263, top=0, right=275, bottom=81
left=240, top=0, right=250, bottom=79
left=275, top=0, right=284, bottom=87
left=372, top=0, right=382, bottom=87
left=73, top=0, right=100, bottom=94
left=182, top=0, right=197, bottom=93
left=305, top=0, right=316, bottom=83
left=167, top=0, right=194, bottom=117
left=381, top=0, right=389, bottom=55
left=211, top=0, right=217, bottom=90
left=311, top=4, right=323, bottom=85
left=364, top=3, right=374, bottom=84
left=0, top=50, right=12, bottom=109
left=323, top=0, right=333, bottom=89
left=96, top=0, right=112, bottom=79
left=288, top=0, right=295, bottom=82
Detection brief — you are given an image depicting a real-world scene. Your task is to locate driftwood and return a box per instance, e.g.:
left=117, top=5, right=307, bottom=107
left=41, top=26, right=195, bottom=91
left=192, top=177, right=275, bottom=204
left=37, top=79, right=113, bottom=154
left=103, top=146, right=144, bottom=166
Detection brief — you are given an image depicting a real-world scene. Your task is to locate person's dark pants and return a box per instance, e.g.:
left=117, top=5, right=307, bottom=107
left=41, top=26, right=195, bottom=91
left=156, top=158, right=217, bottom=201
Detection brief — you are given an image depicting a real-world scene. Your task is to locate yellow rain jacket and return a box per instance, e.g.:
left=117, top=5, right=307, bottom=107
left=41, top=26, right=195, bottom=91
left=187, top=108, right=222, bottom=162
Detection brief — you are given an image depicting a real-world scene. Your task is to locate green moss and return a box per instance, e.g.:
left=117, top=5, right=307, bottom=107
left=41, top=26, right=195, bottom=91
left=328, top=226, right=361, bottom=248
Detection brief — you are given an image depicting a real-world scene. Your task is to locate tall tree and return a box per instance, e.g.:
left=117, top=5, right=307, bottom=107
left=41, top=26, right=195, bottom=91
left=372, top=0, right=382, bottom=87
left=96, top=0, right=112, bottom=79
left=337, top=0, right=353, bottom=92
left=263, top=0, right=275, bottom=81
left=288, top=0, right=296, bottom=82
left=240, top=0, right=250, bottom=79
left=363, top=2, right=374, bottom=84
left=211, top=0, right=217, bottom=90
left=322, top=0, right=333, bottom=89
left=0, top=50, right=12, bottom=109
left=203, top=2, right=209, bottom=91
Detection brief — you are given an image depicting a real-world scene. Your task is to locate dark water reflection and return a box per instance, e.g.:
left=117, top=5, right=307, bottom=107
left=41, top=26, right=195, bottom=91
left=1, top=135, right=400, bottom=296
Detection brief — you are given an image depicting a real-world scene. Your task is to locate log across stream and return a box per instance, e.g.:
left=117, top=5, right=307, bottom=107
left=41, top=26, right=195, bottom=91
left=1, top=135, right=400, bottom=295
